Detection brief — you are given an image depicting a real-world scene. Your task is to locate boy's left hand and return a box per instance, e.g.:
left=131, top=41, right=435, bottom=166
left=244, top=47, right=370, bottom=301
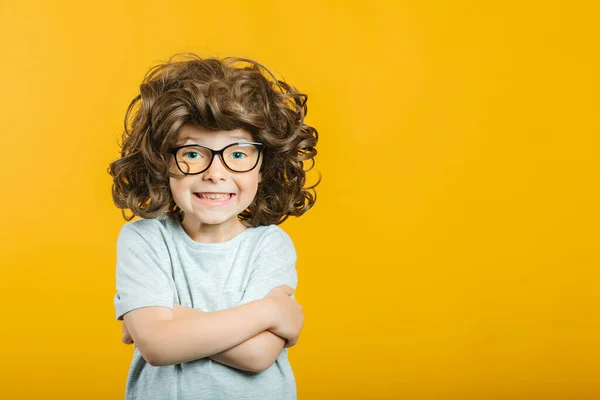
left=122, top=321, right=134, bottom=345
left=284, top=336, right=299, bottom=348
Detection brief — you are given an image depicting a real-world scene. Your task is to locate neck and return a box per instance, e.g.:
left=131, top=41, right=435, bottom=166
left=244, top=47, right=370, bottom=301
left=179, top=214, right=247, bottom=243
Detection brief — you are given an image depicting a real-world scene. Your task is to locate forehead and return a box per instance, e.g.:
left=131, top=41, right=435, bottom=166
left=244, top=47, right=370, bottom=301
left=176, top=124, right=254, bottom=145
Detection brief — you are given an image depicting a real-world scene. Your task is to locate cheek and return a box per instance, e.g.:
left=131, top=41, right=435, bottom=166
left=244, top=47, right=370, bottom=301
left=169, top=177, right=188, bottom=201
left=168, top=178, right=178, bottom=201
left=239, top=175, right=260, bottom=199
left=249, top=177, right=260, bottom=201
left=248, top=174, right=261, bottom=191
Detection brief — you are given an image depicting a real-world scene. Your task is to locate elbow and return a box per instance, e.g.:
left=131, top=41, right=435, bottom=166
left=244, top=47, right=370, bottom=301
left=246, top=351, right=270, bottom=373
left=137, top=342, right=164, bottom=367
left=143, top=346, right=174, bottom=367
left=143, top=350, right=165, bottom=367
left=135, top=322, right=174, bottom=367
left=251, top=357, right=273, bottom=373
left=235, top=347, right=270, bottom=373
left=147, top=358, right=167, bottom=367
left=123, top=311, right=174, bottom=367
left=248, top=340, right=281, bottom=373
left=252, top=349, right=282, bottom=372
left=135, top=335, right=168, bottom=367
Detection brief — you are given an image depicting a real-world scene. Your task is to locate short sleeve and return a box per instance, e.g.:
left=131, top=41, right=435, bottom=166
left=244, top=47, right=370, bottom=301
left=234, top=227, right=298, bottom=307
left=114, top=223, right=175, bottom=320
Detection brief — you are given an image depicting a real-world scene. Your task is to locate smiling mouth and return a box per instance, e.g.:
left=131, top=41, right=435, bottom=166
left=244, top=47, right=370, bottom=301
left=194, top=193, right=234, bottom=200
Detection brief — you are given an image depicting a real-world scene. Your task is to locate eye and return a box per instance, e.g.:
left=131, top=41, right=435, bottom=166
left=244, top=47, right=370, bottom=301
left=230, top=152, right=246, bottom=160
left=182, top=150, right=204, bottom=160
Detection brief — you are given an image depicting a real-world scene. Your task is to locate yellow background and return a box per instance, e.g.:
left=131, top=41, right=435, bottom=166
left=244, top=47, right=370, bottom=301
left=1, top=1, right=599, bottom=399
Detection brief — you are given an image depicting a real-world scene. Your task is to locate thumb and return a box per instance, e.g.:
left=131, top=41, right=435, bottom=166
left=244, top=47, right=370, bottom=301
left=279, top=285, right=294, bottom=295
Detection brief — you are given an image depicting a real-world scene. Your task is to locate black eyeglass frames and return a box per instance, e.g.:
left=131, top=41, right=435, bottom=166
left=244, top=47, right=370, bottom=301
left=168, top=141, right=264, bottom=175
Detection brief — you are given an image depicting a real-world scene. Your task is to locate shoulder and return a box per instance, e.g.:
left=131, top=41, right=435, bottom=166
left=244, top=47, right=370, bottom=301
left=251, top=224, right=296, bottom=257
left=249, top=224, right=292, bottom=245
left=117, top=213, right=175, bottom=248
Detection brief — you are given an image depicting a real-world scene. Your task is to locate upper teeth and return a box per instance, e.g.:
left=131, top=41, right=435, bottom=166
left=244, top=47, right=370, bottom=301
left=199, top=193, right=231, bottom=199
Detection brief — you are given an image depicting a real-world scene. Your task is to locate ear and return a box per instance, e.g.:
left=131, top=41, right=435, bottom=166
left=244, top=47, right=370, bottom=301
left=258, top=171, right=263, bottom=184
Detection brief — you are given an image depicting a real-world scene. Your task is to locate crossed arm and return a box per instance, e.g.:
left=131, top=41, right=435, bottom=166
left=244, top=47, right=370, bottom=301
left=122, top=303, right=288, bottom=372
left=120, top=286, right=302, bottom=373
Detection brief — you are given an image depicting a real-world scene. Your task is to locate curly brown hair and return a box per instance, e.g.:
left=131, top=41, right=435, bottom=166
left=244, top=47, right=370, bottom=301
left=108, top=53, right=320, bottom=227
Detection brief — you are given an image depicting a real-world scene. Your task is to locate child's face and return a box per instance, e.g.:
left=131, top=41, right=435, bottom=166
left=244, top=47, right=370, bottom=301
left=168, top=123, right=262, bottom=234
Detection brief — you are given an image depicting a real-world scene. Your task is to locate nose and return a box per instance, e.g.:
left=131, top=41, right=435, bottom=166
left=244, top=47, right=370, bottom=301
left=202, top=154, right=228, bottom=182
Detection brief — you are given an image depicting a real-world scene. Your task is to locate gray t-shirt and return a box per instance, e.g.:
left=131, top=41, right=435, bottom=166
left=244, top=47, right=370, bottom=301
left=114, top=213, right=298, bottom=400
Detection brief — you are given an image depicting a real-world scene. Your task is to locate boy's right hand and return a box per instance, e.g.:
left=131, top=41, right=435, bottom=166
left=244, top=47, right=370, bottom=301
left=265, top=285, right=304, bottom=345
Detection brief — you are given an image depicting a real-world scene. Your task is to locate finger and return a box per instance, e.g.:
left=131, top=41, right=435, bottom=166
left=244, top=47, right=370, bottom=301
left=123, top=334, right=134, bottom=345
left=285, top=336, right=298, bottom=348
left=278, top=285, right=294, bottom=295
